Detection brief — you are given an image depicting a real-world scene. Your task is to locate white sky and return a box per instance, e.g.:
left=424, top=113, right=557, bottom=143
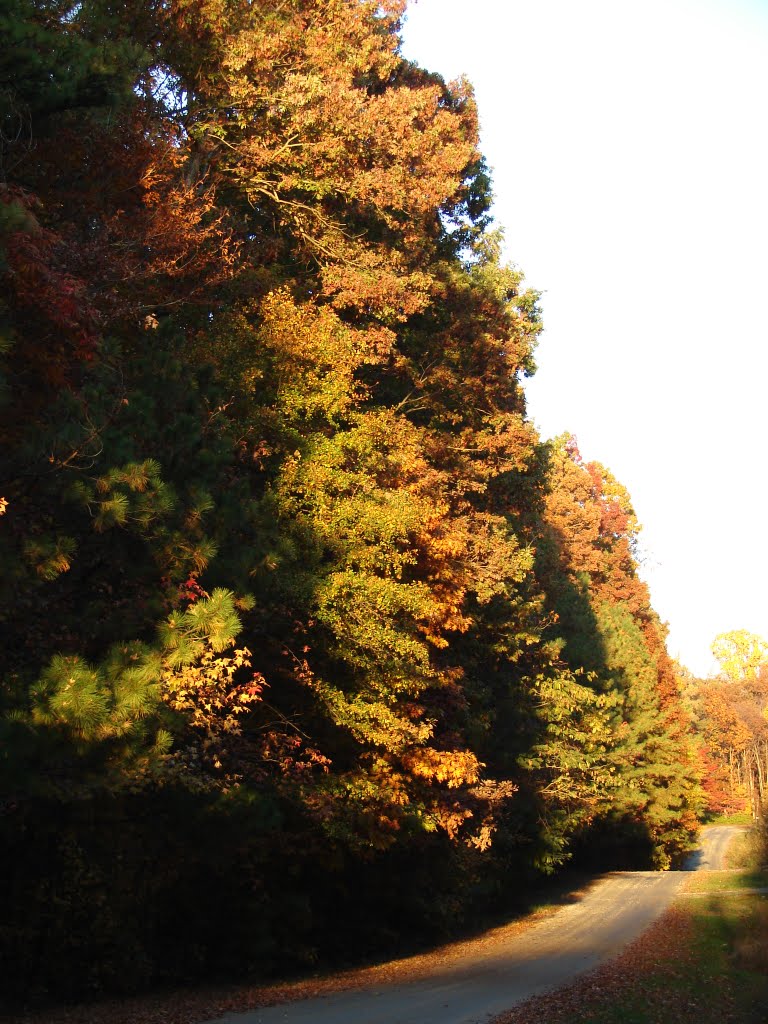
left=400, top=0, right=768, bottom=678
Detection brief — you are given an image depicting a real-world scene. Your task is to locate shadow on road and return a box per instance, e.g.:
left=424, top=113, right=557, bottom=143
left=681, top=846, right=706, bottom=871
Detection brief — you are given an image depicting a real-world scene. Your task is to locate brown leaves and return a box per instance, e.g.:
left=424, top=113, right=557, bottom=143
left=172, top=0, right=480, bottom=312
left=494, top=907, right=730, bottom=1024
left=106, top=143, right=241, bottom=308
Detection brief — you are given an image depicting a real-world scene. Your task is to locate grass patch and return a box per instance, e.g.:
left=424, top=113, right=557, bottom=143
left=705, top=810, right=754, bottom=827
left=724, top=828, right=764, bottom=869
left=496, top=827, right=768, bottom=1024
left=496, top=897, right=768, bottom=1024
left=692, top=893, right=768, bottom=1016
left=682, top=868, right=768, bottom=893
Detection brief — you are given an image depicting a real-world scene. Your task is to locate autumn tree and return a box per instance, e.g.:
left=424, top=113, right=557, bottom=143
left=689, top=631, right=768, bottom=816
left=533, top=436, right=702, bottom=866
left=2, top=0, right=539, bottom=853
left=0, top=0, right=704, bottom=1004
left=712, top=630, right=768, bottom=685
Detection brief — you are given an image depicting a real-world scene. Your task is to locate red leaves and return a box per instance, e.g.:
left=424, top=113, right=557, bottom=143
left=2, top=187, right=100, bottom=371
left=178, top=576, right=209, bottom=605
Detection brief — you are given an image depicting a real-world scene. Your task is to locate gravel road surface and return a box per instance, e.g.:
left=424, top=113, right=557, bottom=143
left=684, top=824, right=746, bottom=870
left=201, top=825, right=742, bottom=1024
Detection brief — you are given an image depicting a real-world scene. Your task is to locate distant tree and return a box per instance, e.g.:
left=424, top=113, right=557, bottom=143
left=690, top=633, right=768, bottom=817
left=534, top=435, right=702, bottom=866
left=712, top=630, right=768, bottom=685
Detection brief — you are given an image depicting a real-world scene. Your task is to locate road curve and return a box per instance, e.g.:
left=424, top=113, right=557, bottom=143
left=683, top=824, right=746, bottom=870
left=201, top=826, right=742, bottom=1024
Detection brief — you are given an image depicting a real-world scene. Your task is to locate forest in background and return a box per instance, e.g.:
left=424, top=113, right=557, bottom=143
left=0, top=0, right=708, bottom=1008
left=684, top=630, right=768, bottom=820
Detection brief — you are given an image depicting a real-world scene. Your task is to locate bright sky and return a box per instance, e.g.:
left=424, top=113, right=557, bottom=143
left=400, top=0, right=768, bottom=678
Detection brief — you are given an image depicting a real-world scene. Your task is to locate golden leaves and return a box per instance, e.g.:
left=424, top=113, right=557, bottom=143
left=258, top=288, right=369, bottom=423
left=176, top=0, right=481, bottom=313
left=400, top=747, right=481, bottom=789
left=711, top=630, right=768, bottom=685
left=161, top=643, right=264, bottom=742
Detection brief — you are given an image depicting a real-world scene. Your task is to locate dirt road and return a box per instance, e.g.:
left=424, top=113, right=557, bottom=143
left=684, top=824, right=746, bottom=869
left=201, top=826, right=742, bottom=1024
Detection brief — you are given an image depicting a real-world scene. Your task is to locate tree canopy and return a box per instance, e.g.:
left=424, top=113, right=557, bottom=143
left=0, top=0, right=702, bottom=1005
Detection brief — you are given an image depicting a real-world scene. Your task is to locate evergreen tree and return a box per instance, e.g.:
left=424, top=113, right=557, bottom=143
left=0, top=1, right=703, bottom=1003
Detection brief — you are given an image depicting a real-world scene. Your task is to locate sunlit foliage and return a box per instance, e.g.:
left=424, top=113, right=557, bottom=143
left=0, top=0, right=702, bottom=1003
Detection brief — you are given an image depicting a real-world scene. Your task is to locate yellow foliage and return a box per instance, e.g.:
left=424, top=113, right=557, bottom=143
left=161, top=644, right=264, bottom=742
left=711, top=630, right=768, bottom=684
left=400, top=747, right=482, bottom=788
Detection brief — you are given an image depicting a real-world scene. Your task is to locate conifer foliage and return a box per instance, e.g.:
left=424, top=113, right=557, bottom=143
left=0, top=0, right=701, bottom=1003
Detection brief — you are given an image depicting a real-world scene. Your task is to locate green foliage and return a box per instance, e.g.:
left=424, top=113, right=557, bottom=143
left=0, top=0, right=703, bottom=1003
left=71, top=459, right=176, bottom=532
left=160, top=587, right=243, bottom=665
left=2, top=590, right=253, bottom=796
left=0, top=0, right=146, bottom=123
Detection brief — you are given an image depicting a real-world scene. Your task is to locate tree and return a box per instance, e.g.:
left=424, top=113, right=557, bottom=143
left=690, top=634, right=768, bottom=816
left=532, top=435, right=702, bottom=865
left=0, top=1, right=705, bottom=1002
left=712, top=630, right=768, bottom=685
